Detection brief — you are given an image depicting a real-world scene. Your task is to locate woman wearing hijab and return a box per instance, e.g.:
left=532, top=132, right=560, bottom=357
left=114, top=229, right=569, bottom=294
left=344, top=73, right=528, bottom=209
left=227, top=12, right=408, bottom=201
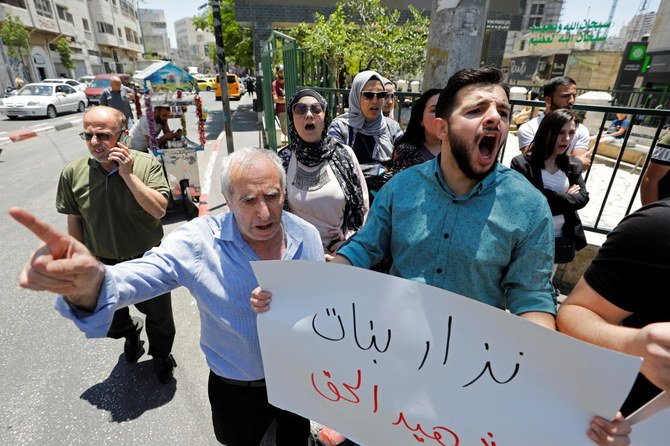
left=327, top=70, right=403, bottom=195
left=279, top=89, right=369, bottom=258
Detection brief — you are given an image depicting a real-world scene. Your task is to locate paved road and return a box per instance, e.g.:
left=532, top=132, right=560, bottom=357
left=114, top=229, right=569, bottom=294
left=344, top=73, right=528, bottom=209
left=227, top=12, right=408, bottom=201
left=0, top=92, right=255, bottom=445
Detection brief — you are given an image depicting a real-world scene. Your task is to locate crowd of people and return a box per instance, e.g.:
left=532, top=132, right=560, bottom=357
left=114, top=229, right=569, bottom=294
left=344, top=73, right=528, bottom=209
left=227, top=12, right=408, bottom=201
left=11, top=65, right=670, bottom=446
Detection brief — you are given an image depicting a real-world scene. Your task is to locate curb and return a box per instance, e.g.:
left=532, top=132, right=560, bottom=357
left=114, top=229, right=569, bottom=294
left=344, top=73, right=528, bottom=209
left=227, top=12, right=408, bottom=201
left=197, top=130, right=226, bottom=217
left=0, top=117, right=83, bottom=147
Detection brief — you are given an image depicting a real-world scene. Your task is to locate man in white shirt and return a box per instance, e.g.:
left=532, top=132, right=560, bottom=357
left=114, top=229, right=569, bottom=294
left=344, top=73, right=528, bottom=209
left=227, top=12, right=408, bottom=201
left=517, top=76, right=592, bottom=167
left=128, top=104, right=182, bottom=152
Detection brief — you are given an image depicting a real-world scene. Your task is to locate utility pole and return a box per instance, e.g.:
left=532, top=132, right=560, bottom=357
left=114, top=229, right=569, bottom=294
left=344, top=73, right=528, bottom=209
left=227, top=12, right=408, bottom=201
left=423, top=0, right=490, bottom=89
left=201, top=0, right=234, bottom=155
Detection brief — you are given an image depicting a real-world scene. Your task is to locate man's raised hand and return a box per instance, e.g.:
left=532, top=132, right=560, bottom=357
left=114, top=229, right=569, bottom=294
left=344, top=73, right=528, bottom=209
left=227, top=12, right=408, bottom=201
left=9, top=207, right=104, bottom=310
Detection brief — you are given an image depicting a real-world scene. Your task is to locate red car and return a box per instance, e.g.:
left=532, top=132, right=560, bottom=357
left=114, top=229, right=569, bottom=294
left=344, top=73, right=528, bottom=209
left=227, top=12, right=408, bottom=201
left=85, top=73, right=132, bottom=105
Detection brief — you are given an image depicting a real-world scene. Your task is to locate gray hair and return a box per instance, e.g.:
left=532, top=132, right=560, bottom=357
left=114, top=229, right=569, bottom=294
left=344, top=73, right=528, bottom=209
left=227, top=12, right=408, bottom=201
left=220, top=148, right=286, bottom=199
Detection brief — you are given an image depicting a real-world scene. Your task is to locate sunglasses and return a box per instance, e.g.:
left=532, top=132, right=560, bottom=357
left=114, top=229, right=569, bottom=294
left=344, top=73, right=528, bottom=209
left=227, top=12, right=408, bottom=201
left=292, top=103, right=324, bottom=116
left=79, top=132, right=119, bottom=141
left=361, top=91, right=388, bottom=100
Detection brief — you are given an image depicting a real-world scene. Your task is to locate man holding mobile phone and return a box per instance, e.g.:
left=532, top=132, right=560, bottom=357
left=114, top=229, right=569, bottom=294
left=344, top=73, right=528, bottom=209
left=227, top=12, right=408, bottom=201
left=56, top=105, right=177, bottom=383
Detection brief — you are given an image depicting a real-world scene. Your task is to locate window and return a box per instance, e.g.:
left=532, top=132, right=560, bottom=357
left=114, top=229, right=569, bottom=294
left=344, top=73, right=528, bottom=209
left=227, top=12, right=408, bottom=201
left=117, top=27, right=122, bottom=37
left=528, top=17, right=542, bottom=28
left=530, top=4, right=545, bottom=15
left=520, top=40, right=526, bottom=51
left=82, top=18, right=90, bottom=31
left=35, top=0, right=53, bottom=18
left=97, top=22, right=114, bottom=34
left=0, top=0, right=27, bottom=8
left=56, top=4, right=73, bottom=23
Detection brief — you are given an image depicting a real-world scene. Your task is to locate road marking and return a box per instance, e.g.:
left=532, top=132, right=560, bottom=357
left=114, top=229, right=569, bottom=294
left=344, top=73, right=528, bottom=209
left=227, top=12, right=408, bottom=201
left=198, top=130, right=226, bottom=216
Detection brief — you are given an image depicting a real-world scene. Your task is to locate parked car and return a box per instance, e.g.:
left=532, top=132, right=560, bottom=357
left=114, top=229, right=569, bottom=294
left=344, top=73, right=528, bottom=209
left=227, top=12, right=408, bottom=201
left=215, top=73, right=242, bottom=101
left=0, top=82, right=87, bottom=119
left=197, top=77, right=216, bottom=91
left=42, top=78, right=87, bottom=93
left=85, top=73, right=132, bottom=105
left=77, top=75, right=95, bottom=87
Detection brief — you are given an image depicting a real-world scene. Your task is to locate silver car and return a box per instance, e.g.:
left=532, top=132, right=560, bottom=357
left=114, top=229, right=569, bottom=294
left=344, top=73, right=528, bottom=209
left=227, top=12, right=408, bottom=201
left=0, top=83, right=87, bottom=119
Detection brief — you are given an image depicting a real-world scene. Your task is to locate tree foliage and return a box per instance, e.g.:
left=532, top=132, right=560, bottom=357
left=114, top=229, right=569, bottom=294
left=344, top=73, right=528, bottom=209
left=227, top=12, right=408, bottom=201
left=193, top=0, right=253, bottom=71
left=56, top=37, right=76, bottom=70
left=0, top=14, right=30, bottom=60
left=288, top=0, right=429, bottom=87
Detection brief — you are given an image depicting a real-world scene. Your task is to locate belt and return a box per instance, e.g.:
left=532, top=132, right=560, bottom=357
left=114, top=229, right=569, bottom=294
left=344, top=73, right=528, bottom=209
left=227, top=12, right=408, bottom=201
left=217, top=375, right=266, bottom=388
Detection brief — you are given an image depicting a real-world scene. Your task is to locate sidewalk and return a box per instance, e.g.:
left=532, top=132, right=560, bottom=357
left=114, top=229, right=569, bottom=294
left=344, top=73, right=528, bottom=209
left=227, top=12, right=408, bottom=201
left=0, top=116, right=83, bottom=148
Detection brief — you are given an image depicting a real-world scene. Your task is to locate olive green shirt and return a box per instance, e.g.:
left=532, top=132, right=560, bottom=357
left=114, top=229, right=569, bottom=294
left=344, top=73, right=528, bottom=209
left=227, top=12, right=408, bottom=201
left=56, top=150, right=170, bottom=260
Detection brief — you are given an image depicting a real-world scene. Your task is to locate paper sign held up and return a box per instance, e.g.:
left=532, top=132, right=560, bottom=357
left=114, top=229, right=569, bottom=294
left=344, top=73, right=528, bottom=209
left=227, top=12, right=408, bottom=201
left=252, top=261, right=641, bottom=446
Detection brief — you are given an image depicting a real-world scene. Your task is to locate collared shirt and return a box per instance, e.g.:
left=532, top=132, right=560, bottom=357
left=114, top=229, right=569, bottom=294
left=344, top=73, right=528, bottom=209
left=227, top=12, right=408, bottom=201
left=518, top=115, right=590, bottom=152
left=56, top=211, right=324, bottom=381
left=338, top=156, right=556, bottom=315
left=99, top=86, right=134, bottom=122
left=56, top=151, right=169, bottom=259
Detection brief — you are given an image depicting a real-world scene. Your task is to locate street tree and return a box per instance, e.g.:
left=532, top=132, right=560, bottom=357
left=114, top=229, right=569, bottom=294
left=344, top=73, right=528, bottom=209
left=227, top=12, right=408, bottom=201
left=55, top=37, right=76, bottom=77
left=288, top=0, right=429, bottom=87
left=192, top=0, right=253, bottom=71
left=0, top=14, right=30, bottom=82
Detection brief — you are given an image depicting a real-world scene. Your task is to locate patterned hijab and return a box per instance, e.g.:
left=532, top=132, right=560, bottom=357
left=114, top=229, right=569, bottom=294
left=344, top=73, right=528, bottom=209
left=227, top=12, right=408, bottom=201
left=279, top=89, right=366, bottom=232
left=330, top=70, right=395, bottom=161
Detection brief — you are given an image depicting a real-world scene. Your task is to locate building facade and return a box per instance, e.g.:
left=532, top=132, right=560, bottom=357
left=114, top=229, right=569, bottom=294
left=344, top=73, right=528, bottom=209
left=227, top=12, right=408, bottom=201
left=0, top=0, right=144, bottom=91
left=174, top=17, right=215, bottom=74
left=138, top=8, right=170, bottom=60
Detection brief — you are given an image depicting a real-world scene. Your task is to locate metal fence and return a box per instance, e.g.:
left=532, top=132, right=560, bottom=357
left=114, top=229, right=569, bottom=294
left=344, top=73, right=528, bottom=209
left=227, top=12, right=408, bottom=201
left=303, top=87, right=670, bottom=235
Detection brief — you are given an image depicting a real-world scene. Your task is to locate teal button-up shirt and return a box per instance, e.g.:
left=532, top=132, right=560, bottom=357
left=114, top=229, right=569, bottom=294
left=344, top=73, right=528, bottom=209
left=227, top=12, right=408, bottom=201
left=338, top=156, right=556, bottom=316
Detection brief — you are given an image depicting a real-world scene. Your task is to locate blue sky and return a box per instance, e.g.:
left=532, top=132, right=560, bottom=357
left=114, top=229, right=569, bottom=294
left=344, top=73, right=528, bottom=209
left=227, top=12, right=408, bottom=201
left=139, top=0, right=662, bottom=49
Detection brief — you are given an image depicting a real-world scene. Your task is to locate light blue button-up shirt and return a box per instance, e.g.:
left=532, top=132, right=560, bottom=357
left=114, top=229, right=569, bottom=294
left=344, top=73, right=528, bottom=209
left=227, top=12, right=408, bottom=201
left=56, top=211, right=324, bottom=381
left=338, top=156, right=556, bottom=316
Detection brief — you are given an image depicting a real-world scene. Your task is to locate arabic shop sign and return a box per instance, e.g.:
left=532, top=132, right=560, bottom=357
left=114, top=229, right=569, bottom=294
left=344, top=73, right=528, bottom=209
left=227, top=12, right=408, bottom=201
left=529, top=20, right=610, bottom=46
left=508, top=57, right=540, bottom=81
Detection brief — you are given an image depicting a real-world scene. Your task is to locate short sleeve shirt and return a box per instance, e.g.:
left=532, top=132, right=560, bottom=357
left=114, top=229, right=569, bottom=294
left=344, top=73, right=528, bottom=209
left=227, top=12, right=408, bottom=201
left=56, top=151, right=169, bottom=259
left=128, top=116, right=161, bottom=152
left=518, top=115, right=590, bottom=152
left=649, top=132, right=670, bottom=200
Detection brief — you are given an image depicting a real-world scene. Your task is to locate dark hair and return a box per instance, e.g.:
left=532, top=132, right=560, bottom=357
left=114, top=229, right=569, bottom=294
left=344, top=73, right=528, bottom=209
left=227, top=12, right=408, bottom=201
left=435, top=66, right=509, bottom=119
left=395, top=88, right=442, bottom=149
left=542, top=76, right=576, bottom=100
left=529, top=90, right=539, bottom=101
left=528, top=109, right=577, bottom=172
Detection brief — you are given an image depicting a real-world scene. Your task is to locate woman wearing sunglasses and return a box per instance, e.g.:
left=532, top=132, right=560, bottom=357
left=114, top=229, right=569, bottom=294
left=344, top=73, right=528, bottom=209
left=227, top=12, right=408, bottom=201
left=278, top=89, right=369, bottom=258
left=328, top=70, right=403, bottom=198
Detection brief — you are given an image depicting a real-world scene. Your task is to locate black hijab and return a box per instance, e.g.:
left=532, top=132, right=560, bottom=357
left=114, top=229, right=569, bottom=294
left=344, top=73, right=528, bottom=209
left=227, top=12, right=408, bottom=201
left=279, top=89, right=366, bottom=232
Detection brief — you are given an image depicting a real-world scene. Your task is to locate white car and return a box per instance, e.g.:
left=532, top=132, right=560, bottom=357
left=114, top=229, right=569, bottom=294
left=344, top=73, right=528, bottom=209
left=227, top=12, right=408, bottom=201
left=42, top=78, right=88, bottom=93
left=0, top=83, right=87, bottom=119
left=77, top=75, right=95, bottom=87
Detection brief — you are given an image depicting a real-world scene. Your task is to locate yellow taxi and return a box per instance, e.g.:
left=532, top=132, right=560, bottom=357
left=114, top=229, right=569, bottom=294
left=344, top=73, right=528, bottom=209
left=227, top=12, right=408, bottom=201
left=215, top=73, right=242, bottom=101
left=197, top=77, right=216, bottom=91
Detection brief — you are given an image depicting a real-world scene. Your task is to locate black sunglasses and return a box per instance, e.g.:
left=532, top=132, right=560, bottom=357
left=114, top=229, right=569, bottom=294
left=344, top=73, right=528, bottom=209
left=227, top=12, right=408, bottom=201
left=79, top=131, right=119, bottom=141
left=361, top=91, right=388, bottom=100
left=292, top=103, right=324, bottom=116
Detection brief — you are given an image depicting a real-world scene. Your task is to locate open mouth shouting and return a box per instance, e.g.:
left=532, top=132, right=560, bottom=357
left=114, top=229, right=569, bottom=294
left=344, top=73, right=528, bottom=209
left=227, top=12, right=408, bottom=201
left=476, top=127, right=501, bottom=161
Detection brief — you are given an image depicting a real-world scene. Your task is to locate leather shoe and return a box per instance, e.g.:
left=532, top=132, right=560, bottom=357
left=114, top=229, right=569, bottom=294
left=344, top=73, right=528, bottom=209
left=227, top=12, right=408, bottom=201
left=123, top=319, right=144, bottom=363
left=153, top=354, right=177, bottom=384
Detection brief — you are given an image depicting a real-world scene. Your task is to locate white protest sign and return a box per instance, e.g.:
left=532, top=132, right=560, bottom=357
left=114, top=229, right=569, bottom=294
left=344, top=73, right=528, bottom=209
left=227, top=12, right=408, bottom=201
left=252, top=261, right=641, bottom=446
left=628, top=392, right=670, bottom=444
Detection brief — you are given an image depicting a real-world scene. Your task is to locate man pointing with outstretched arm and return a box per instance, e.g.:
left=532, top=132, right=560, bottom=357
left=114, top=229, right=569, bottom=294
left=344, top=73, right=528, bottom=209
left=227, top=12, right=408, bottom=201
left=11, top=147, right=324, bottom=446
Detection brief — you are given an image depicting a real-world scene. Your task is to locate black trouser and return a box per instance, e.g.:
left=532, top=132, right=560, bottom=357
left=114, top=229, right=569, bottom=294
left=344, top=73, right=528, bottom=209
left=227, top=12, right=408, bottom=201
left=207, top=371, right=311, bottom=446
left=100, top=256, right=176, bottom=358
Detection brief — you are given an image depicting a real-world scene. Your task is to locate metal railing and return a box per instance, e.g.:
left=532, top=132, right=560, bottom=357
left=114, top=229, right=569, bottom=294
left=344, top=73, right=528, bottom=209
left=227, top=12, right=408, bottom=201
left=305, top=87, right=670, bottom=235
